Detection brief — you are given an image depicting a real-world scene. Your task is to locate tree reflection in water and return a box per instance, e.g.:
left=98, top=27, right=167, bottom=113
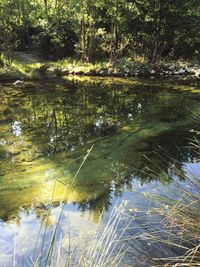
left=0, top=78, right=200, bottom=222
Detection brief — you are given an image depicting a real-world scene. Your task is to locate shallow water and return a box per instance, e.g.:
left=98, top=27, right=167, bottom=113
left=0, top=78, right=200, bottom=266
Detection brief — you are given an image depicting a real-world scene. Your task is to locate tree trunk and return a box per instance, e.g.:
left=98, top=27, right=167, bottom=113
left=151, top=0, right=164, bottom=64
left=109, top=25, right=119, bottom=63
left=80, top=16, right=87, bottom=62
left=44, top=0, right=48, bottom=13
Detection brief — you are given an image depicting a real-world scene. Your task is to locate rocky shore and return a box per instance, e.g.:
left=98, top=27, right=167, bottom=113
left=1, top=58, right=200, bottom=82
left=42, top=62, right=200, bottom=80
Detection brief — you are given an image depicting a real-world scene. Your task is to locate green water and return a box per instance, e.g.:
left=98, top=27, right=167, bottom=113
left=0, top=77, right=200, bottom=266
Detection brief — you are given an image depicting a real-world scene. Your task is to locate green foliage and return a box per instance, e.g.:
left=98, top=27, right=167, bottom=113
left=0, top=0, right=199, bottom=62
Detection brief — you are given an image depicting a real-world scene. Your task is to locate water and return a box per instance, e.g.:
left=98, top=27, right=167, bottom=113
left=0, top=77, right=200, bottom=266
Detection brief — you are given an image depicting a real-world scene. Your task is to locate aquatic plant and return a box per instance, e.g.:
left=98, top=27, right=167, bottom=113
left=147, top=131, right=200, bottom=265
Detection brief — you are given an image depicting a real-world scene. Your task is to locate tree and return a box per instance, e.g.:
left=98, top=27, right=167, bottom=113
left=0, top=0, right=199, bottom=63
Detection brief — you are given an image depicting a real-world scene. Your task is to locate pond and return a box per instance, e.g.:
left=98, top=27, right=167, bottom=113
left=0, top=77, right=200, bottom=266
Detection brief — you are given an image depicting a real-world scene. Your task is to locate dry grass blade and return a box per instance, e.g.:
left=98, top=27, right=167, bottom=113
left=78, top=200, right=130, bottom=267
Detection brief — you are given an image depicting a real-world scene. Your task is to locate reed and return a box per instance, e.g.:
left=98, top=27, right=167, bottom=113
left=150, top=133, right=200, bottom=266
left=29, top=146, right=130, bottom=267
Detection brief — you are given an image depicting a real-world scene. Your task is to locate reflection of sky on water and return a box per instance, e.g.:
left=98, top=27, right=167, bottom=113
left=184, top=162, right=200, bottom=178
left=0, top=204, right=98, bottom=267
left=0, top=159, right=199, bottom=267
left=0, top=79, right=200, bottom=266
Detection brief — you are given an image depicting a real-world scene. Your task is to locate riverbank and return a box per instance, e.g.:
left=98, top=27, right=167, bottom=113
left=0, top=52, right=200, bottom=82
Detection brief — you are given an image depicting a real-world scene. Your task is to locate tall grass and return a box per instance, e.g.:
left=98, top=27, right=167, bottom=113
left=28, top=146, right=131, bottom=267
left=77, top=201, right=130, bottom=267
left=12, top=122, right=200, bottom=267
left=119, top=123, right=200, bottom=266
left=150, top=132, right=200, bottom=266
left=31, top=201, right=130, bottom=267
left=150, top=180, right=200, bottom=266
left=31, top=146, right=94, bottom=267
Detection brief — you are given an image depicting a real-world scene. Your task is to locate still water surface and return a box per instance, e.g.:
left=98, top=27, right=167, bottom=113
left=0, top=78, right=200, bottom=266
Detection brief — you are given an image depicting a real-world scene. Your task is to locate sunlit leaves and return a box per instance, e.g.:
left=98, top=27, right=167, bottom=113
left=0, top=0, right=199, bottom=62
